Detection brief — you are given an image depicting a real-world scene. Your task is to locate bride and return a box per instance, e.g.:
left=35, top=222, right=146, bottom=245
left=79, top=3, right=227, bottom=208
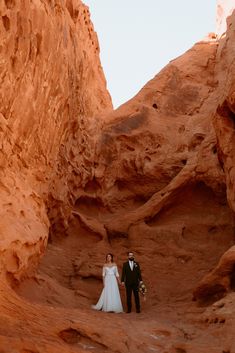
left=92, top=253, right=123, bottom=313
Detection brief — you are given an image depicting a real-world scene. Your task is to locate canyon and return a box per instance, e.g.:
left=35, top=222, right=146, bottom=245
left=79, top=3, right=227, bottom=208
left=1, top=0, right=235, bottom=352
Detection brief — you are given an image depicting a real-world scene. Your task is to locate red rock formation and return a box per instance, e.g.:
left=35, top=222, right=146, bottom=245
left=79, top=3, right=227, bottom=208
left=1, top=0, right=235, bottom=353
left=216, top=0, right=235, bottom=36
left=92, top=39, right=225, bottom=237
left=0, top=0, right=112, bottom=280
left=213, top=10, right=235, bottom=219
left=193, top=246, right=235, bottom=302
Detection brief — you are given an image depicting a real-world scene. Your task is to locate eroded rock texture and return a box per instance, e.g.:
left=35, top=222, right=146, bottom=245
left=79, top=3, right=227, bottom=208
left=216, top=0, right=235, bottom=36
left=0, top=0, right=112, bottom=280
left=1, top=1, right=235, bottom=353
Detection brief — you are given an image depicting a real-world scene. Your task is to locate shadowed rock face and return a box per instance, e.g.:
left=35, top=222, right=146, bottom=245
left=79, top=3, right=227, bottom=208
left=1, top=1, right=235, bottom=353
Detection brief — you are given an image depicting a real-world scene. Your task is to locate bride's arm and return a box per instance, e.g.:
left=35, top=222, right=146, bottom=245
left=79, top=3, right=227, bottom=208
left=115, top=266, right=121, bottom=284
left=102, top=266, right=106, bottom=286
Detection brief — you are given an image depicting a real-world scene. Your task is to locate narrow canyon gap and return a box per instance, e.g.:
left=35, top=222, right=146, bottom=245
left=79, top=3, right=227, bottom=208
left=1, top=1, right=235, bottom=352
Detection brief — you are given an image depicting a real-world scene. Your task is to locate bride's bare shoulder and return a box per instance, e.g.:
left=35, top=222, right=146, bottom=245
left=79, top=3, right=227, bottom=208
left=103, top=263, right=117, bottom=267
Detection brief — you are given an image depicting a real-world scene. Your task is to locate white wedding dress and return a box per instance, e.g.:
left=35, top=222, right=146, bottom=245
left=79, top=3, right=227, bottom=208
left=92, top=265, right=123, bottom=313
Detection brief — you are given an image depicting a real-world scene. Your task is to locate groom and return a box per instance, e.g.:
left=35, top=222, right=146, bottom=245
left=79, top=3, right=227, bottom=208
left=121, top=251, right=142, bottom=313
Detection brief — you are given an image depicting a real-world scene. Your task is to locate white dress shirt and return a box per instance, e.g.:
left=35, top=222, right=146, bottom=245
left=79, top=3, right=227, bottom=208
left=129, top=260, right=134, bottom=271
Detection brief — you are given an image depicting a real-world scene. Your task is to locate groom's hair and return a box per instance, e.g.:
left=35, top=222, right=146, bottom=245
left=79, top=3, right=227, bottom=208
left=127, top=251, right=134, bottom=255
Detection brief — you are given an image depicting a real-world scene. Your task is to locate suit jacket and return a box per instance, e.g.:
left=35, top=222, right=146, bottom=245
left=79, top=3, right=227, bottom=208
left=121, top=261, right=142, bottom=286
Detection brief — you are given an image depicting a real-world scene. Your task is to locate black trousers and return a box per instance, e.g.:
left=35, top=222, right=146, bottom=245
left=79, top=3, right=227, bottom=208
left=125, top=284, right=140, bottom=311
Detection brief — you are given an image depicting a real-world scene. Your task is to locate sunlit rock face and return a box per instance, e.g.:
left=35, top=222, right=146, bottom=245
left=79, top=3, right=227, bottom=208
left=93, top=39, right=225, bottom=237
left=65, top=7, right=235, bottom=352
left=1, top=1, right=235, bottom=353
left=0, top=0, right=112, bottom=281
left=216, top=0, right=235, bottom=36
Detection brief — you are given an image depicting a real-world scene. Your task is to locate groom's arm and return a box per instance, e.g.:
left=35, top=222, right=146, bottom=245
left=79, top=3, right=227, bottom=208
left=138, top=263, right=142, bottom=282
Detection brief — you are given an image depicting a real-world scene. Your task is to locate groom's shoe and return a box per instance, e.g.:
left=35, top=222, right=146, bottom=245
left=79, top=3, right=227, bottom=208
left=136, top=309, right=141, bottom=313
left=126, top=310, right=131, bottom=313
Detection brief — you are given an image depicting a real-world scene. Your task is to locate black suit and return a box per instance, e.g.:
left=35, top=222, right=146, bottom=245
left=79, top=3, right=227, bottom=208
left=121, top=261, right=142, bottom=312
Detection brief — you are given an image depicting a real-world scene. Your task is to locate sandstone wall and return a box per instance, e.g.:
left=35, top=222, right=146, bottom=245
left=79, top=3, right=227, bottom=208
left=213, top=10, right=235, bottom=216
left=1, top=2, right=235, bottom=352
left=1, top=0, right=235, bottom=305
left=0, top=0, right=112, bottom=280
left=86, top=38, right=224, bottom=236
left=216, top=0, right=235, bottom=36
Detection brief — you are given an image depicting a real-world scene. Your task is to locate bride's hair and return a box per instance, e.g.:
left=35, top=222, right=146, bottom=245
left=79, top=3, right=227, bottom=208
left=105, top=253, right=114, bottom=262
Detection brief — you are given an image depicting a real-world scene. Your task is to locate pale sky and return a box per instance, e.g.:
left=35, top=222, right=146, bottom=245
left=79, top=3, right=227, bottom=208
left=84, top=1, right=217, bottom=108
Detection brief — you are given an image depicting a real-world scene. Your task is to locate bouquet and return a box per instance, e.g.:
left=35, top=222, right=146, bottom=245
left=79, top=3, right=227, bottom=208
left=139, top=281, right=147, bottom=301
